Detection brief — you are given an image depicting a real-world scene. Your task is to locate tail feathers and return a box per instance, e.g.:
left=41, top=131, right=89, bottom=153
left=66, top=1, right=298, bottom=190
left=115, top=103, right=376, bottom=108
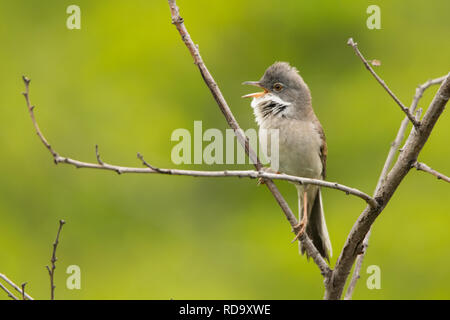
left=300, top=190, right=332, bottom=262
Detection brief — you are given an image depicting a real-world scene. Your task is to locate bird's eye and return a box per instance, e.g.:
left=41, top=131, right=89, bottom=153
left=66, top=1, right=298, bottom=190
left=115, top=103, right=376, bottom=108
left=273, top=83, right=283, bottom=91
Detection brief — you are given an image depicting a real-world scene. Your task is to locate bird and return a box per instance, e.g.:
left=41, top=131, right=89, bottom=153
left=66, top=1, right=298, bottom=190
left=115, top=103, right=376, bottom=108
left=242, top=62, right=332, bottom=261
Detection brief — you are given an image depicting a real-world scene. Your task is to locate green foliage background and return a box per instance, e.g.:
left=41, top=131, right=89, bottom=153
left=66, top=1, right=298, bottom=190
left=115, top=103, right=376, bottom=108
left=0, top=0, right=449, bottom=299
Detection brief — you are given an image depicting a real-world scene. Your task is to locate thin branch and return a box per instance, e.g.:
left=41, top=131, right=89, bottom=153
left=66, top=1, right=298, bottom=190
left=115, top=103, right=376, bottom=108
left=412, top=75, right=448, bottom=112
left=23, top=87, right=335, bottom=279
left=21, top=0, right=351, bottom=279
left=139, top=153, right=377, bottom=207
left=168, top=0, right=333, bottom=277
left=137, top=152, right=168, bottom=174
left=413, top=161, right=450, bottom=183
left=298, top=233, right=331, bottom=277
left=375, top=75, right=446, bottom=191
left=21, top=78, right=376, bottom=206
left=344, top=229, right=370, bottom=300
left=22, top=85, right=379, bottom=210
left=415, top=108, right=423, bottom=122
left=95, top=144, right=104, bottom=165
left=20, top=4, right=448, bottom=300
left=347, top=38, right=420, bottom=128
left=46, top=219, right=65, bottom=300
left=20, top=283, right=27, bottom=300
left=0, top=282, right=19, bottom=300
left=21, top=77, right=381, bottom=210
left=0, top=273, right=34, bottom=300
left=22, top=76, right=60, bottom=162
left=326, top=72, right=450, bottom=300
left=344, top=74, right=447, bottom=299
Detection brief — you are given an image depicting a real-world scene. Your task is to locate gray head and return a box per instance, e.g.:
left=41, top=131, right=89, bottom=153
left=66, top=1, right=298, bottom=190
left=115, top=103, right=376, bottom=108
left=243, top=62, right=312, bottom=107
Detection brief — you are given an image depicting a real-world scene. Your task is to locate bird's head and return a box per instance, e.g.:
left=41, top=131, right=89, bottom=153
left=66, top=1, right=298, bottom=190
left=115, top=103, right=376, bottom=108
left=242, top=62, right=311, bottom=107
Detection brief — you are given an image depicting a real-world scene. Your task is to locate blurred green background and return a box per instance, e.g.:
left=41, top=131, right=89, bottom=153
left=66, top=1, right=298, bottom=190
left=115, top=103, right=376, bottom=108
left=0, top=0, right=449, bottom=300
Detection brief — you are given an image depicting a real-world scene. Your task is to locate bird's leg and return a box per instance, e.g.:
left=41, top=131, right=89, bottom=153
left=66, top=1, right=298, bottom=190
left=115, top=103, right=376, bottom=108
left=292, top=192, right=308, bottom=242
left=256, top=166, right=280, bottom=185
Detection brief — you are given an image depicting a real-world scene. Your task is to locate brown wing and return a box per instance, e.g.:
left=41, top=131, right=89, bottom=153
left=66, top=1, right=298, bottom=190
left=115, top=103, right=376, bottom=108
left=314, top=119, right=327, bottom=179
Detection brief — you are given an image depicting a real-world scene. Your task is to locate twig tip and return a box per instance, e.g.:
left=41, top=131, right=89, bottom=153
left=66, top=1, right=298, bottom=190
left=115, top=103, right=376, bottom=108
left=22, top=75, right=30, bottom=84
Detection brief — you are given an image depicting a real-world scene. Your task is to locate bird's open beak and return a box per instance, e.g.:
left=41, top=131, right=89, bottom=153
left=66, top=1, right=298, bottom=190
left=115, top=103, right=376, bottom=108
left=242, top=81, right=268, bottom=98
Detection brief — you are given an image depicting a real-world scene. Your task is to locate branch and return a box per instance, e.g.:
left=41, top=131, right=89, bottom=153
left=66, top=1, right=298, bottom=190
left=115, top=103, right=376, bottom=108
left=21, top=283, right=27, bottom=300
left=347, top=38, right=420, bottom=128
left=22, top=73, right=384, bottom=280
left=20, top=77, right=380, bottom=208
left=20, top=105, right=380, bottom=208
left=0, top=282, right=19, bottom=300
left=413, top=161, right=450, bottom=183
left=345, top=74, right=448, bottom=299
left=374, top=75, right=447, bottom=191
left=411, top=75, right=449, bottom=113
left=21, top=73, right=375, bottom=282
left=326, top=71, right=450, bottom=300
left=21, top=4, right=448, bottom=299
left=22, top=73, right=334, bottom=277
left=46, top=219, right=65, bottom=300
left=0, top=273, right=34, bottom=300
left=343, top=229, right=370, bottom=300
left=22, top=76, right=59, bottom=162
left=139, top=154, right=379, bottom=207
left=168, top=0, right=337, bottom=277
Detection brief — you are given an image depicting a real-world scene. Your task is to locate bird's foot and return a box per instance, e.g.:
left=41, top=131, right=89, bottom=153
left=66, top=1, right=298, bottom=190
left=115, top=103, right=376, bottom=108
left=291, top=220, right=307, bottom=243
left=291, top=192, right=308, bottom=243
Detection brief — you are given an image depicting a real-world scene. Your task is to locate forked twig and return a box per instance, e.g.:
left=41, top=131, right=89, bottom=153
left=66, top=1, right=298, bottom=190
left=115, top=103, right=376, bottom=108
left=19, top=1, right=449, bottom=300
left=347, top=38, right=420, bottom=127
left=46, top=219, right=66, bottom=300
left=344, top=74, right=448, bottom=299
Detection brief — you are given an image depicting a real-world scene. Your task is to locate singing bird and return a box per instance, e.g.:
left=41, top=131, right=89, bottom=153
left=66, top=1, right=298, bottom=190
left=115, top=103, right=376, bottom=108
left=243, top=62, right=332, bottom=261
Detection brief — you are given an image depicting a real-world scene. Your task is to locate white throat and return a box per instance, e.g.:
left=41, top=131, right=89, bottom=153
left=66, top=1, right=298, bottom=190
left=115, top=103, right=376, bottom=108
left=251, top=93, right=292, bottom=126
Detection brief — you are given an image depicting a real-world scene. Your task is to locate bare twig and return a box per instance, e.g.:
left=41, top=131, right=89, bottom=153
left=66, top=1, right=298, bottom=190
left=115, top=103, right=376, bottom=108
left=22, top=83, right=334, bottom=278
left=20, top=4, right=449, bottom=300
left=347, top=38, right=420, bottom=127
left=21, top=112, right=378, bottom=204
left=0, top=282, right=19, bottom=300
left=325, top=72, right=450, bottom=300
left=344, top=74, right=447, bottom=299
left=20, top=73, right=373, bottom=281
left=20, top=84, right=379, bottom=207
left=137, top=152, right=169, bottom=174
left=95, top=144, right=104, bottom=165
left=46, top=219, right=65, bottom=300
left=139, top=153, right=377, bottom=206
left=0, top=273, right=34, bottom=300
left=413, top=161, right=450, bottom=183
left=168, top=0, right=333, bottom=276
left=22, top=76, right=60, bottom=162
left=374, top=75, right=446, bottom=191
left=344, top=229, right=370, bottom=300
left=412, top=75, right=448, bottom=111
left=20, top=282, right=27, bottom=300
left=415, top=108, right=423, bottom=122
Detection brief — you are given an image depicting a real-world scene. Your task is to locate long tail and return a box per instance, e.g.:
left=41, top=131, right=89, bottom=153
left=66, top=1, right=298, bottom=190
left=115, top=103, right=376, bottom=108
left=298, top=187, right=332, bottom=262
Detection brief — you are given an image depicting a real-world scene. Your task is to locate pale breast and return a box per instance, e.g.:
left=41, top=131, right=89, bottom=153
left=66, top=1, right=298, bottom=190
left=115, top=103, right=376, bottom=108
left=260, top=118, right=323, bottom=179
